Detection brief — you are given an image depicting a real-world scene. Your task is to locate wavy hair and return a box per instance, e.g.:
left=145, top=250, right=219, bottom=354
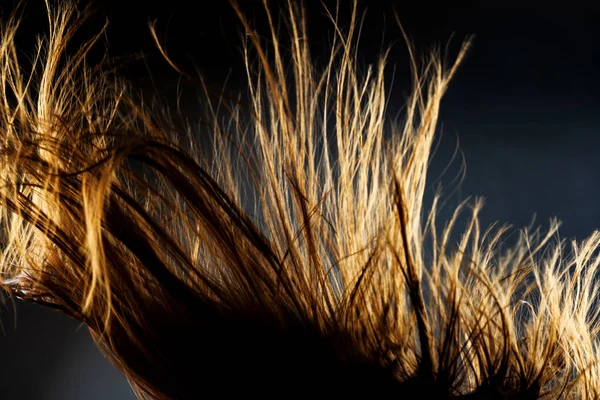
left=0, top=1, right=599, bottom=398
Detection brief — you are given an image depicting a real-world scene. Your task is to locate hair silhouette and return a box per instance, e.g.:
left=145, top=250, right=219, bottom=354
left=0, top=1, right=599, bottom=398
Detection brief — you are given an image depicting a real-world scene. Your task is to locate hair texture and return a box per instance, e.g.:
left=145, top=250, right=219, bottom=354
left=0, top=1, right=599, bottom=399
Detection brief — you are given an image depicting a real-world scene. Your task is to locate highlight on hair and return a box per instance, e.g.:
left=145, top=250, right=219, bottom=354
left=0, top=0, right=599, bottom=398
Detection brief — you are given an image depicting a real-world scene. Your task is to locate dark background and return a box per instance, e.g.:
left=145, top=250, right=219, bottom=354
left=0, top=1, right=599, bottom=398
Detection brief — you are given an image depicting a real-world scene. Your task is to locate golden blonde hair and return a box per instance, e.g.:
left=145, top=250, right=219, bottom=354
left=0, top=1, right=598, bottom=398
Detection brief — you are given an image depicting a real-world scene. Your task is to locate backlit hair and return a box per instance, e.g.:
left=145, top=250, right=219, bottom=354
left=0, top=1, right=598, bottom=398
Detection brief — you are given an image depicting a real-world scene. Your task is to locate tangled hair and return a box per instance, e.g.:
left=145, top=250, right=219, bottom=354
left=0, top=1, right=599, bottom=398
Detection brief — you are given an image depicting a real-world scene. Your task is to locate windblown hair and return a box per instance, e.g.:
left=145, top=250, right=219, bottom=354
left=0, top=1, right=599, bottom=398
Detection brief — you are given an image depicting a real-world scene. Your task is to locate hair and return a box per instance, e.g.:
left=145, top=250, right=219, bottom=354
left=0, top=1, right=598, bottom=398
